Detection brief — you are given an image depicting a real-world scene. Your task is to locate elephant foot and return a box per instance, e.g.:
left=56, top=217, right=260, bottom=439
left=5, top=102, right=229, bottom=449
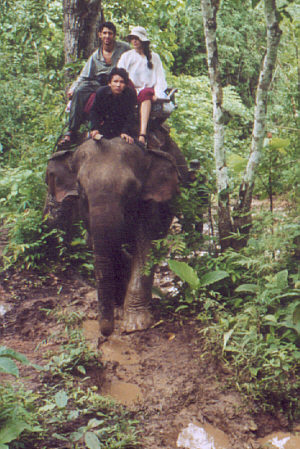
left=98, top=302, right=114, bottom=336
left=122, top=309, right=153, bottom=333
left=99, top=317, right=114, bottom=337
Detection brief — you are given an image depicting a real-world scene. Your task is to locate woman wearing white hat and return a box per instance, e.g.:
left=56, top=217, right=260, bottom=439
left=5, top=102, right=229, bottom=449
left=117, top=26, right=168, bottom=146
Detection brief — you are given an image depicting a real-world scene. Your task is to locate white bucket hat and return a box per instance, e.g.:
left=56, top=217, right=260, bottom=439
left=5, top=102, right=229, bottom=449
left=127, top=26, right=150, bottom=42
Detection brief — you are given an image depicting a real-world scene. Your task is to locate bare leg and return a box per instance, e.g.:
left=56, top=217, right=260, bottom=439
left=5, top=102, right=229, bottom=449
left=139, top=99, right=152, bottom=144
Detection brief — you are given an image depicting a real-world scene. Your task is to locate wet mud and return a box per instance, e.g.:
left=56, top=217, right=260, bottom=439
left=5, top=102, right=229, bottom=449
left=1, top=268, right=300, bottom=449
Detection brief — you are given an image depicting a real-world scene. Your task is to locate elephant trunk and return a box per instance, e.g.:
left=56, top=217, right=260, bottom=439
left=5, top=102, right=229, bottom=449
left=93, top=252, right=116, bottom=336
left=90, top=204, right=124, bottom=336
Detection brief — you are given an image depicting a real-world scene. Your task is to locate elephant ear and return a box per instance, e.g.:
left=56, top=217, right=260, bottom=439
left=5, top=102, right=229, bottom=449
left=46, top=150, right=78, bottom=202
left=142, top=150, right=179, bottom=202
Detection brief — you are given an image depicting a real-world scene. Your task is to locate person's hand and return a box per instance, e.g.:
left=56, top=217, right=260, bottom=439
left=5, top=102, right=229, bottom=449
left=152, top=94, right=158, bottom=102
left=67, top=89, right=74, bottom=99
left=90, top=130, right=103, bottom=140
left=121, top=133, right=134, bottom=144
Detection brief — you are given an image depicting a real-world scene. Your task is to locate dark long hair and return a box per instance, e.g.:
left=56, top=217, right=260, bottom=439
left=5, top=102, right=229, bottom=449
left=142, top=41, right=153, bottom=69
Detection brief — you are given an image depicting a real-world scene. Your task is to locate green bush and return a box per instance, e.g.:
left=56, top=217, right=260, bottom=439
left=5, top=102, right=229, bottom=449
left=0, top=347, right=42, bottom=449
left=168, top=212, right=300, bottom=419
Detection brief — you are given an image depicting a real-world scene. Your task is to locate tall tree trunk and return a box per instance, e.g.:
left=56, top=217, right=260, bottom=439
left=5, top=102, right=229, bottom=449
left=201, top=0, right=233, bottom=251
left=233, top=0, right=282, bottom=247
left=295, top=37, right=300, bottom=114
left=63, top=0, right=103, bottom=65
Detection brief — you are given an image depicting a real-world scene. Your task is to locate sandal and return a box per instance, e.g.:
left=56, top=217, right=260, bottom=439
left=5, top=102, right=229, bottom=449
left=136, top=141, right=147, bottom=151
left=57, top=131, right=76, bottom=149
left=138, top=134, right=147, bottom=149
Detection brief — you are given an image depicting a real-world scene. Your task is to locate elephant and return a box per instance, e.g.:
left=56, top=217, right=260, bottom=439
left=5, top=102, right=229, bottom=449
left=43, top=131, right=189, bottom=336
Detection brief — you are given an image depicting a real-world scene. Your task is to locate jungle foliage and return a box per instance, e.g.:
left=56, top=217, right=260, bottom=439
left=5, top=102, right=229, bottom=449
left=0, top=329, right=138, bottom=449
left=0, top=0, right=299, bottom=445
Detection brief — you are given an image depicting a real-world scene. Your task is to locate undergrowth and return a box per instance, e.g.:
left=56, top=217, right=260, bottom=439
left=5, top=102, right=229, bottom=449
left=0, top=315, right=139, bottom=449
left=167, top=209, right=300, bottom=421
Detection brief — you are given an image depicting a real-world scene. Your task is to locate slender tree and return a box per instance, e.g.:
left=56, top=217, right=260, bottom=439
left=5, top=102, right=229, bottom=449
left=234, top=0, right=282, bottom=244
left=201, top=0, right=233, bottom=250
left=201, top=0, right=282, bottom=250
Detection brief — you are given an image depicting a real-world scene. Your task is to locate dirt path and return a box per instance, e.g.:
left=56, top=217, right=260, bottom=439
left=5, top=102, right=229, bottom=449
left=1, top=268, right=299, bottom=449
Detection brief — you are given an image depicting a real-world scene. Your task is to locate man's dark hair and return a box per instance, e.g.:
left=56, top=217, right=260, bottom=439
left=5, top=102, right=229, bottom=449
left=99, top=21, right=117, bottom=35
left=108, top=67, right=129, bottom=85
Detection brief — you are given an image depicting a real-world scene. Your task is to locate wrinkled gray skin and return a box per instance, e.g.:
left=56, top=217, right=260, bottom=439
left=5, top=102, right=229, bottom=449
left=44, top=135, right=188, bottom=336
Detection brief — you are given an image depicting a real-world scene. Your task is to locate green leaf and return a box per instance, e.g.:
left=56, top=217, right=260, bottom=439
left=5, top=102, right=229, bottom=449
left=0, top=357, right=19, bottom=377
left=227, top=153, right=247, bottom=174
left=252, top=0, right=262, bottom=8
left=0, top=420, right=29, bottom=444
left=235, top=284, right=258, bottom=293
left=52, top=433, right=69, bottom=441
left=175, top=305, right=189, bottom=312
left=85, top=431, right=101, bottom=449
left=0, top=347, right=30, bottom=365
left=249, top=366, right=260, bottom=377
left=274, top=270, right=288, bottom=290
left=87, top=418, right=104, bottom=429
left=54, top=390, right=68, bottom=408
left=223, top=329, right=234, bottom=351
left=70, top=429, right=85, bottom=442
left=292, top=304, right=300, bottom=326
left=268, top=137, right=290, bottom=150
left=67, top=410, right=79, bottom=421
left=168, top=260, right=200, bottom=290
left=264, top=315, right=278, bottom=324
left=200, top=270, right=229, bottom=287
left=0, top=444, right=9, bottom=449
left=77, top=365, right=86, bottom=375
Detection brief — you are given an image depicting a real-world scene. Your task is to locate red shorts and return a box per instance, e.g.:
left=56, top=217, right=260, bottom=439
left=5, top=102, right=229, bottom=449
left=137, top=87, right=155, bottom=104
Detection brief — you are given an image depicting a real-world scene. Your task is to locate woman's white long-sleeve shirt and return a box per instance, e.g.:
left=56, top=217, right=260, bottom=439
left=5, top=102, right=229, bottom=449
left=117, top=49, right=168, bottom=99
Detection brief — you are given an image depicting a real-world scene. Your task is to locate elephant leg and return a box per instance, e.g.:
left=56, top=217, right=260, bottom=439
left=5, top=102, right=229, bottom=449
left=114, top=248, right=131, bottom=307
left=123, top=226, right=154, bottom=333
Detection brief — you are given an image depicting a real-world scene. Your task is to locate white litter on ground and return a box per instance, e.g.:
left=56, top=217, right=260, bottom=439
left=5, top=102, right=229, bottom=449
left=177, top=423, right=216, bottom=449
left=0, top=305, right=7, bottom=316
left=270, top=436, right=291, bottom=449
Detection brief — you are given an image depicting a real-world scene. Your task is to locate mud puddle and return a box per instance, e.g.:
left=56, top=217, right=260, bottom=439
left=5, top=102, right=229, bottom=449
left=83, top=319, right=142, bottom=405
left=83, top=319, right=140, bottom=365
left=101, top=379, right=142, bottom=405
left=100, top=336, right=140, bottom=365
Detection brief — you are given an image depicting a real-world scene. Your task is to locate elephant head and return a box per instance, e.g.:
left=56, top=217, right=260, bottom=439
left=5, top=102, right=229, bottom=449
left=44, top=137, right=183, bottom=335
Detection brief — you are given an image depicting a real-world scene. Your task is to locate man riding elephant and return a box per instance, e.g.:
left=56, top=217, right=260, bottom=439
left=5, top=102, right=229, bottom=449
left=58, top=21, right=130, bottom=148
left=89, top=67, right=137, bottom=144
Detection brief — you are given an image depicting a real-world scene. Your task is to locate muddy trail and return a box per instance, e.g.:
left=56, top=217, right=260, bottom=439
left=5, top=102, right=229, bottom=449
left=1, top=265, right=300, bottom=449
